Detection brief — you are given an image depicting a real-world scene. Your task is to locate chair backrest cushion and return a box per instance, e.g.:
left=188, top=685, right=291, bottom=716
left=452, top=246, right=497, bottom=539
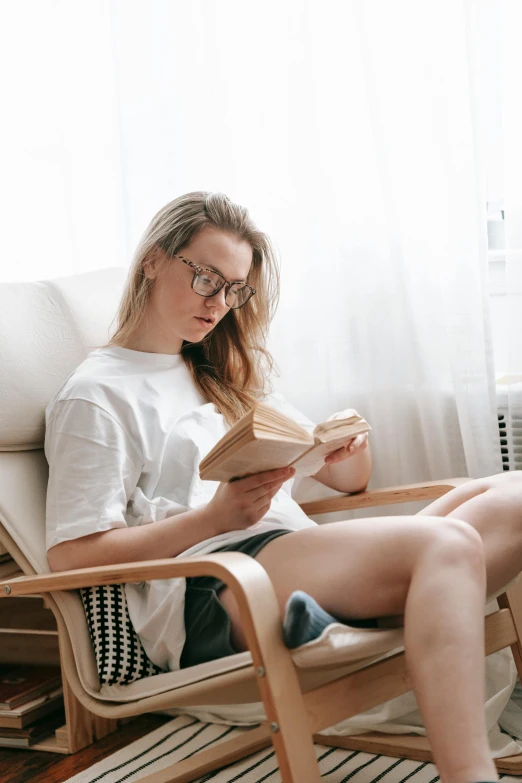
left=0, top=267, right=148, bottom=690
left=0, top=266, right=128, bottom=451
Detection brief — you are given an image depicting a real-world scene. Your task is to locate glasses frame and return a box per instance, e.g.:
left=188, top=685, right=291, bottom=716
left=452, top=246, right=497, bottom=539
left=173, top=253, right=256, bottom=309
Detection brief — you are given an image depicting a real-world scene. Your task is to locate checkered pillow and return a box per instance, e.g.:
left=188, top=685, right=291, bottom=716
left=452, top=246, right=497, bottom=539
left=80, top=584, right=164, bottom=686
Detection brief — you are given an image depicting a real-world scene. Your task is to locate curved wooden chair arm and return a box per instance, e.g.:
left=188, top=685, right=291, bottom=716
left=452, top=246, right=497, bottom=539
left=0, top=553, right=288, bottom=675
left=0, top=553, right=286, bottom=663
left=0, top=551, right=275, bottom=606
left=298, top=477, right=472, bottom=516
left=0, top=553, right=321, bottom=776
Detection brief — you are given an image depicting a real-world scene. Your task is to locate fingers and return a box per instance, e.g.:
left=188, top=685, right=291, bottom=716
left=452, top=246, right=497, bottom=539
left=346, top=435, right=361, bottom=454
left=326, top=408, right=359, bottom=422
left=250, top=478, right=286, bottom=505
left=352, top=433, right=369, bottom=451
left=325, top=433, right=369, bottom=464
left=239, top=466, right=295, bottom=492
left=220, top=467, right=295, bottom=526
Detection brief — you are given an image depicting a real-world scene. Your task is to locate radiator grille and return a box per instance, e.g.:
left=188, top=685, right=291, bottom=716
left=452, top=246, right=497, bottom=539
left=498, top=409, right=522, bottom=471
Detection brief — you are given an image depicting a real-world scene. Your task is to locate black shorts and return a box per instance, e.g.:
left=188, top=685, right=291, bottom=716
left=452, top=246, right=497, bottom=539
left=180, top=529, right=293, bottom=668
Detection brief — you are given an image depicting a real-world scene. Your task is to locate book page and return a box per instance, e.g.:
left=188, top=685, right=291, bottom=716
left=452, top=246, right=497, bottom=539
left=313, top=419, right=371, bottom=444
left=0, top=687, right=63, bottom=717
left=200, top=437, right=311, bottom=482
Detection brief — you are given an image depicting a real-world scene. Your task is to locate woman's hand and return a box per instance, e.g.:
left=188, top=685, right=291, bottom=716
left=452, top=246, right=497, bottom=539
left=204, top=466, right=296, bottom=536
left=324, top=432, right=369, bottom=465
left=323, top=408, right=369, bottom=466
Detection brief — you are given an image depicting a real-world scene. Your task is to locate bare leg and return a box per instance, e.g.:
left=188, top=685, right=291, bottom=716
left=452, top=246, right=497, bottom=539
left=366, top=471, right=522, bottom=627
left=219, top=515, right=497, bottom=783
left=419, top=471, right=522, bottom=597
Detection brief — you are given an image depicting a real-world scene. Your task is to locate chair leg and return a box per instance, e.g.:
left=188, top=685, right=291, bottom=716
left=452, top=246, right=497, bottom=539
left=134, top=725, right=272, bottom=783
left=313, top=588, right=522, bottom=776
left=57, top=626, right=119, bottom=752
left=249, top=660, right=322, bottom=782
left=313, top=732, right=522, bottom=775
left=227, top=565, right=323, bottom=782
left=497, top=577, right=522, bottom=681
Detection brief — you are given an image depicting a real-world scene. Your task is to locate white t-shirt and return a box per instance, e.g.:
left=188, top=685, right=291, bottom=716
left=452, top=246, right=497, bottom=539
left=44, top=345, right=318, bottom=670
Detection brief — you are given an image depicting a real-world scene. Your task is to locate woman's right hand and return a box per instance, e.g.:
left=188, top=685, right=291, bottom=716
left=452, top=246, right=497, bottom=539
left=204, top=466, right=296, bottom=536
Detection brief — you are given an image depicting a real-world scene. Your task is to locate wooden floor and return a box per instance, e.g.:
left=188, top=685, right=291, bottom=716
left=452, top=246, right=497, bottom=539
left=0, top=714, right=173, bottom=783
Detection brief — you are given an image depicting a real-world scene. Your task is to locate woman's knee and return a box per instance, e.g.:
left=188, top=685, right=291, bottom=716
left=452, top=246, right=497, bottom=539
left=469, top=475, right=522, bottom=530
left=480, top=470, right=522, bottom=497
left=420, top=515, right=485, bottom=570
left=492, top=468, right=522, bottom=483
left=498, top=470, right=522, bottom=508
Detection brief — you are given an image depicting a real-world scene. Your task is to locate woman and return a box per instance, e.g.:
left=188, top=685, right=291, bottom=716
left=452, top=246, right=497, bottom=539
left=45, top=191, right=522, bottom=783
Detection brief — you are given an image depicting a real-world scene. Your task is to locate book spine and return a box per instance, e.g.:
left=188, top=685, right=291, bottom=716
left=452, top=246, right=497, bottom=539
left=0, top=697, right=64, bottom=729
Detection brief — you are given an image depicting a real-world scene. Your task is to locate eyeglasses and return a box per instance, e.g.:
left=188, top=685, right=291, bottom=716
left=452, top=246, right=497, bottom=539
left=173, top=254, right=256, bottom=309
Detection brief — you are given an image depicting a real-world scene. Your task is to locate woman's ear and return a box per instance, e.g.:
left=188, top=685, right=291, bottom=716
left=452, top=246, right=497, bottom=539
left=143, top=246, right=162, bottom=280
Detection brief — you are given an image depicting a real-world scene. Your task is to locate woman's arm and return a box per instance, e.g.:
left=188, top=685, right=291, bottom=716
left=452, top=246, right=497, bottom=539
left=47, top=466, right=295, bottom=572
left=312, top=435, right=372, bottom=494
left=47, top=506, right=218, bottom=572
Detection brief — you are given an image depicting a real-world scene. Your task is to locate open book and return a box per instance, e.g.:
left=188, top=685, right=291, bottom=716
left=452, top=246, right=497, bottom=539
left=199, top=402, right=371, bottom=482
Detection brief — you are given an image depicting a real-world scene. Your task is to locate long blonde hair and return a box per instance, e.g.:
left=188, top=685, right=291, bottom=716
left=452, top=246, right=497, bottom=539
left=105, top=192, right=280, bottom=425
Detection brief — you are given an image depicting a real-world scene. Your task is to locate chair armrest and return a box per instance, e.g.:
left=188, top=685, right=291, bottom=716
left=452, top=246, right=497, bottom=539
left=0, top=552, right=317, bottom=756
left=0, top=552, right=272, bottom=600
left=0, top=553, right=282, bottom=665
left=298, top=477, right=472, bottom=516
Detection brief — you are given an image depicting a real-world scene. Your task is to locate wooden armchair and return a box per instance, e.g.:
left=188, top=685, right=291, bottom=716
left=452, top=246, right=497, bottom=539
left=2, top=470, right=522, bottom=781
left=1, top=267, right=521, bottom=781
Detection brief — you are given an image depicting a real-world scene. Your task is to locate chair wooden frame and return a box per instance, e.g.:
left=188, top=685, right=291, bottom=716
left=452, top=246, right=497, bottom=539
left=2, top=477, right=522, bottom=782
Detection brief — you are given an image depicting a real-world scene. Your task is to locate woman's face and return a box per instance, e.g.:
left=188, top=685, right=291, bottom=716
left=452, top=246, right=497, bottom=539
left=140, top=225, right=253, bottom=354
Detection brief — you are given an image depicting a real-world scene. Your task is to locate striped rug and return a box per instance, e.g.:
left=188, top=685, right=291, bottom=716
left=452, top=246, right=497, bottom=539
left=63, top=714, right=522, bottom=783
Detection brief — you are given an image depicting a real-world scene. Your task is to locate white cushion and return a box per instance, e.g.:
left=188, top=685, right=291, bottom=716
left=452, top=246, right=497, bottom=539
left=0, top=267, right=128, bottom=450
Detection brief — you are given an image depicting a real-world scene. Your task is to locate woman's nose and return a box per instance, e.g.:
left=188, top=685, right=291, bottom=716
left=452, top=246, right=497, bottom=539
left=211, top=286, right=228, bottom=308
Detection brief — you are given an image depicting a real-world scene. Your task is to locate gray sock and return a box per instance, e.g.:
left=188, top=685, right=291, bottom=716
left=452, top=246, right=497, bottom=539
left=282, top=590, right=339, bottom=648
left=283, top=590, right=382, bottom=649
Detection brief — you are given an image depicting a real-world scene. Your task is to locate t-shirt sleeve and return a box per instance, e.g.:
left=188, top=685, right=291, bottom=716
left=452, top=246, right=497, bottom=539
left=44, top=398, right=144, bottom=551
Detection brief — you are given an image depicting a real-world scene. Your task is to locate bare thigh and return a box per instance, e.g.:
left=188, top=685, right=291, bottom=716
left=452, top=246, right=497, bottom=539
left=218, top=515, right=474, bottom=652
left=419, top=471, right=522, bottom=596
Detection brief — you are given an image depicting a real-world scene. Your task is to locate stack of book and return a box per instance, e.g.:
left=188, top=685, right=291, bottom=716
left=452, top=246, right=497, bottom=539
left=0, top=665, right=65, bottom=748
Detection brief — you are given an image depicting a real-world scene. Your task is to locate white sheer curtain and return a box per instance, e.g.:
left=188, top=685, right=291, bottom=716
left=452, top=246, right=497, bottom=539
left=502, top=2, right=522, bottom=472
left=0, top=1, right=126, bottom=280
left=480, top=1, right=522, bottom=472
left=1, top=0, right=502, bottom=499
left=107, top=0, right=501, bottom=504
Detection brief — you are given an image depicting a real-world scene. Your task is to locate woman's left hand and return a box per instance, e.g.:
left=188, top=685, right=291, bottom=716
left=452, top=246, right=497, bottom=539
left=324, top=433, right=369, bottom=465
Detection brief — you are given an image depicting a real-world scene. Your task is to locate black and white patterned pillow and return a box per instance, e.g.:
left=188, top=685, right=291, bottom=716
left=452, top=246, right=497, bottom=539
left=80, top=584, right=164, bottom=686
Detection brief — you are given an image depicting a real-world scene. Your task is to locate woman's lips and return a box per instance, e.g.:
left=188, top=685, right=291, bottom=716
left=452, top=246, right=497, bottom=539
left=195, top=316, right=214, bottom=328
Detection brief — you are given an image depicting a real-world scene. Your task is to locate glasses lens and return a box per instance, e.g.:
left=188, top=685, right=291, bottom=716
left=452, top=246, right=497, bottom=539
left=193, top=273, right=253, bottom=308
left=193, top=271, right=222, bottom=296
left=226, top=284, right=253, bottom=308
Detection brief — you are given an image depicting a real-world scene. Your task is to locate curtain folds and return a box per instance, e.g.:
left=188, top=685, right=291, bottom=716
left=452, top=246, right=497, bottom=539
left=108, top=0, right=501, bottom=493
left=498, top=2, right=522, bottom=472
left=0, top=1, right=126, bottom=281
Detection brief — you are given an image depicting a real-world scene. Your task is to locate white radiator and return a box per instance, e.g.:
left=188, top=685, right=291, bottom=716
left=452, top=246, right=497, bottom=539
left=497, top=406, right=522, bottom=471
